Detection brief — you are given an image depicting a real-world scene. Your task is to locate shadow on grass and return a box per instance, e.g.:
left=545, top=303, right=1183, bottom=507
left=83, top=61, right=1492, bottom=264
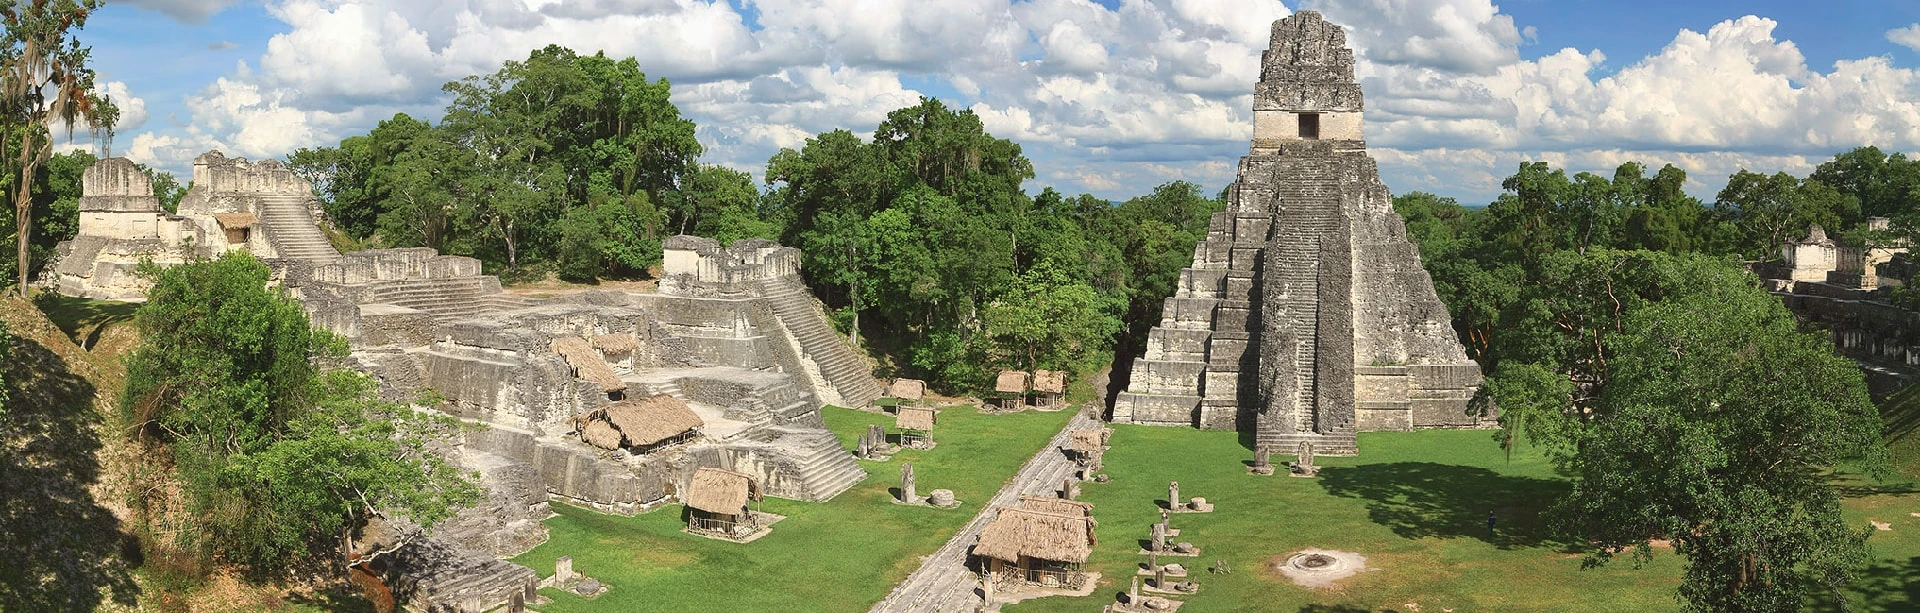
left=32, top=292, right=137, bottom=349
left=284, top=586, right=379, bottom=612
left=0, top=335, right=139, bottom=610
left=1317, top=462, right=1569, bottom=550
left=1814, top=556, right=1920, bottom=613
left=1834, top=481, right=1920, bottom=497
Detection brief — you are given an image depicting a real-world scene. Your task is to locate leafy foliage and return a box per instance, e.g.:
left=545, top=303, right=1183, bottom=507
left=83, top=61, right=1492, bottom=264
left=1, top=0, right=116, bottom=295
left=288, top=45, right=701, bottom=277
left=121, top=252, right=477, bottom=577
left=1406, top=158, right=1893, bottom=612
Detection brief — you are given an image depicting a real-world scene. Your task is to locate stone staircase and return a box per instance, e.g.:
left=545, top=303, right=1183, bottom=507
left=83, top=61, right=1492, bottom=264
left=366, top=276, right=498, bottom=323
left=755, top=277, right=885, bottom=407
left=384, top=536, right=536, bottom=613
left=766, top=425, right=867, bottom=501
left=1253, top=155, right=1357, bottom=455
left=255, top=193, right=341, bottom=262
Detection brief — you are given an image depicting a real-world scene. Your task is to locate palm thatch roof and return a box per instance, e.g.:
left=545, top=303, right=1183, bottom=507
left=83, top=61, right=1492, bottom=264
left=551, top=335, right=625, bottom=392
left=994, top=370, right=1030, bottom=394
left=686, top=467, right=760, bottom=515
left=973, top=507, right=1096, bottom=563
left=581, top=420, right=622, bottom=450
left=602, top=394, right=703, bottom=447
left=1018, top=496, right=1094, bottom=517
left=888, top=378, right=926, bottom=400
left=1032, top=370, right=1065, bottom=394
left=896, top=406, right=937, bottom=431
left=593, top=332, right=639, bottom=356
left=212, top=213, right=258, bottom=229
left=1066, top=429, right=1106, bottom=453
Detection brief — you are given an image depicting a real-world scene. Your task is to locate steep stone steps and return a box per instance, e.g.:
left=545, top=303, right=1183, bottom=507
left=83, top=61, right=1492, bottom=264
left=254, top=193, right=341, bottom=262
left=754, top=278, right=885, bottom=407
left=770, top=426, right=867, bottom=501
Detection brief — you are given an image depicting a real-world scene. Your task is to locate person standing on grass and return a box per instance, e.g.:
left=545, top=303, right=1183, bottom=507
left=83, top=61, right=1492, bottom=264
left=1487, top=510, right=1496, bottom=539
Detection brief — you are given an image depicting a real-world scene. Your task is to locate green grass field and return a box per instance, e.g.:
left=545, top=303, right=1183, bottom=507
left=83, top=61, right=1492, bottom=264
left=509, top=408, right=1920, bottom=613
left=510, top=405, right=1075, bottom=613
left=1002, top=427, right=1920, bottom=613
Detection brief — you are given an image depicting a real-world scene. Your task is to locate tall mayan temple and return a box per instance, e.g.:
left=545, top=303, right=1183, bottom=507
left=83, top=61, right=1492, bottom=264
left=1111, top=11, right=1486, bottom=456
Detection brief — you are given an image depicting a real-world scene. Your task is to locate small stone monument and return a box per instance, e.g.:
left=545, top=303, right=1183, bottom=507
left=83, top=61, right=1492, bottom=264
left=1148, top=549, right=1160, bottom=572
left=857, top=430, right=872, bottom=459
left=1061, top=477, right=1079, bottom=500
left=1149, top=522, right=1167, bottom=552
left=1186, top=497, right=1213, bottom=512
left=900, top=463, right=917, bottom=503
left=555, top=556, right=576, bottom=584
left=1251, top=448, right=1274, bottom=475
left=1154, top=565, right=1167, bottom=589
left=575, top=577, right=602, bottom=596
left=1290, top=441, right=1320, bottom=477
left=1129, top=575, right=1140, bottom=602
left=929, top=488, right=957, bottom=508
left=1168, top=481, right=1180, bottom=507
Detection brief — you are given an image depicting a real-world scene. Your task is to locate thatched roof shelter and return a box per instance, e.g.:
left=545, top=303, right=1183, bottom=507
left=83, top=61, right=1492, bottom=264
left=581, top=420, right=622, bottom=450
left=1018, top=496, right=1094, bottom=517
left=686, top=467, right=760, bottom=515
left=1033, top=370, right=1065, bottom=394
left=212, top=213, right=258, bottom=229
left=551, top=335, right=624, bottom=392
left=994, top=370, right=1030, bottom=394
left=1066, top=429, right=1106, bottom=453
left=973, top=507, right=1096, bottom=564
left=593, top=332, right=639, bottom=357
left=897, top=406, right=937, bottom=431
left=602, top=394, right=703, bottom=447
left=889, top=378, right=926, bottom=400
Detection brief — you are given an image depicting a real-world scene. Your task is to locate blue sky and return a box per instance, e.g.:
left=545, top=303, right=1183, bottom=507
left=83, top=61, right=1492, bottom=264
left=77, top=0, right=1920, bottom=205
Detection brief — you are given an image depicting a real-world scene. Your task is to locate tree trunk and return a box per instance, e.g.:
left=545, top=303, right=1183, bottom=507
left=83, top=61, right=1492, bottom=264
left=14, top=128, right=36, bottom=297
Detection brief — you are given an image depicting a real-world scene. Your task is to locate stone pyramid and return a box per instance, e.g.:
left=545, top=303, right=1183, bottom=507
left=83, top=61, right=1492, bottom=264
left=1111, top=11, right=1486, bottom=456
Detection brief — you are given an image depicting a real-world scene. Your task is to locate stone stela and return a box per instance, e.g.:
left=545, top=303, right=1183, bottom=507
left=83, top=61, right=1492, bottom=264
left=1110, top=10, right=1488, bottom=460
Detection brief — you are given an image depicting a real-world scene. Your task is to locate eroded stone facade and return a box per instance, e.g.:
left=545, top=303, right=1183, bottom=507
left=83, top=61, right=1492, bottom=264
left=1111, top=12, right=1486, bottom=456
left=42, top=151, right=341, bottom=299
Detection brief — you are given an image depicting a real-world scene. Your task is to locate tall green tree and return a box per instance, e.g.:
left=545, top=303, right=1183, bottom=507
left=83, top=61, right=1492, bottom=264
left=1508, top=270, right=1885, bottom=612
left=122, top=252, right=477, bottom=576
left=1715, top=169, right=1853, bottom=260
left=2, top=0, right=115, bottom=295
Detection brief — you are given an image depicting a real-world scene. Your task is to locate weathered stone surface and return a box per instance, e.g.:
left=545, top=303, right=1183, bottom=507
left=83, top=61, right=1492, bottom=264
left=1111, top=11, right=1486, bottom=457
left=42, top=150, right=342, bottom=299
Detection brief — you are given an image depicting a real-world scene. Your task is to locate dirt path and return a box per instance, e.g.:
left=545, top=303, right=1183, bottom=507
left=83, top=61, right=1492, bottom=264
left=870, top=410, right=1101, bottom=613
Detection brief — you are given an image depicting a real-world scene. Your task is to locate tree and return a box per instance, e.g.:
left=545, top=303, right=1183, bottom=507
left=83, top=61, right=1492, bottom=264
left=2, top=0, right=116, bottom=295
left=1715, top=170, right=1853, bottom=260
left=1546, top=283, right=1884, bottom=612
left=121, top=252, right=477, bottom=576
left=980, top=263, right=1121, bottom=373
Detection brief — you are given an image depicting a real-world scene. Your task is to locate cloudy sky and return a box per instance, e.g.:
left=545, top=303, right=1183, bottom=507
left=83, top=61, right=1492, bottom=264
left=74, top=0, right=1920, bottom=204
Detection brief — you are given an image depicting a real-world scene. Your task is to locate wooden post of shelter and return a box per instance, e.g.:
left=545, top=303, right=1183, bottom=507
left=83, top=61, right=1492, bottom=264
left=1032, top=370, right=1065, bottom=409
left=994, top=370, right=1030, bottom=410
left=896, top=405, right=937, bottom=448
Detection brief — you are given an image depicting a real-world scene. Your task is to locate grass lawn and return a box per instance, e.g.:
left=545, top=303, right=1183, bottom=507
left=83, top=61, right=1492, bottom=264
left=510, top=405, right=1076, bottom=612
left=1001, top=427, right=1920, bottom=613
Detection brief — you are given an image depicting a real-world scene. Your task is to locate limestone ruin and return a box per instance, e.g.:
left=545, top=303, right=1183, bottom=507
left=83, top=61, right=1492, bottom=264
left=1757, top=221, right=1920, bottom=395
left=42, top=151, right=889, bottom=612
left=43, top=152, right=342, bottom=299
left=1111, top=11, right=1486, bottom=456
